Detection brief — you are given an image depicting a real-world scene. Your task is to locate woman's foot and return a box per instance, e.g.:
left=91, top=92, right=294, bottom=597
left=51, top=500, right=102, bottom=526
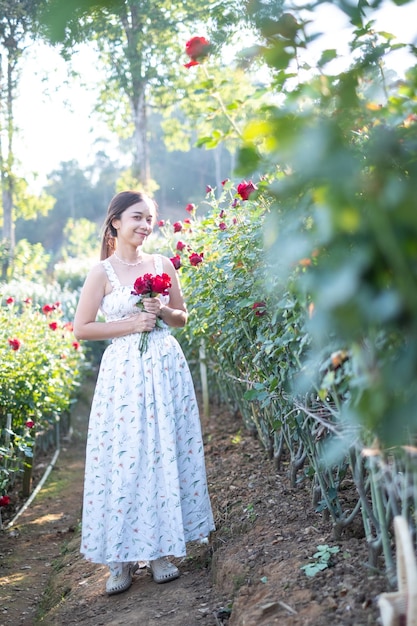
left=149, top=557, right=180, bottom=583
left=106, top=562, right=138, bottom=595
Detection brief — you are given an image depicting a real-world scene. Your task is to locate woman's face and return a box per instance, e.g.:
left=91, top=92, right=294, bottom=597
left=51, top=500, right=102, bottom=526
left=112, top=199, right=156, bottom=245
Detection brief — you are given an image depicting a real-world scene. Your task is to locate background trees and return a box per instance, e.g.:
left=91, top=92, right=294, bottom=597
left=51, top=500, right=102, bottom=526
left=0, top=0, right=52, bottom=275
left=39, top=0, right=248, bottom=191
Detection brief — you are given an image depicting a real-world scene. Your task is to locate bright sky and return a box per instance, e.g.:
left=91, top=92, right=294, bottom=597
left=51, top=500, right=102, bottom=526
left=302, top=0, right=417, bottom=71
left=13, top=0, right=417, bottom=193
left=14, top=44, right=117, bottom=192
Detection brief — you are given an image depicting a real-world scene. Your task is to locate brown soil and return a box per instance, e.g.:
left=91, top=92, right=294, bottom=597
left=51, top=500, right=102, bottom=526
left=0, top=376, right=388, bottom=626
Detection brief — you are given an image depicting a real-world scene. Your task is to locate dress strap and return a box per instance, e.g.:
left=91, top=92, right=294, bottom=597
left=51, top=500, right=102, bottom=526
left=101, top=259, right=121, bottom=289
left=154, top=254, right=164, bottom=274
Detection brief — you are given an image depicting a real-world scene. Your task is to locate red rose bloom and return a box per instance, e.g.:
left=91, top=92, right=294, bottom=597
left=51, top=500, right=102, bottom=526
left=25, top=419, right=35, bottom=429
left=185, top=203, right=195, bottom=213
left=189, top=252, right=204, bottom=266
left=170, top=255, right=182, bottom=270
left=237, top=180, right=257, bottom=201
left=8, top=338, right=21, bottom=351
left=173, top=221, right=182, bottom=233
left=183, top=218, right=191, bottom=225
left=157, top=220, right=165, bottom=227
left=42, top=304, right=54, bottom=315
left=6, top=297, right=14, bottom=304
left=206, top=185, right=213, bottom=194
left=252, top=301, right=267, bottom=317
left=176, top=241, right=186, bottom=251
left=72, top=341, right=80, bottom=350
left=0, top=495, right=10, bottom=507
left=219, top=222, right=227, bottom=231
left=24, top=297, right=32, bottom=305
left=49, top=322, right=58, bottom=331
left=131, top=273, right=172, bottom=298
left=184, top=36, right=211, bottom=68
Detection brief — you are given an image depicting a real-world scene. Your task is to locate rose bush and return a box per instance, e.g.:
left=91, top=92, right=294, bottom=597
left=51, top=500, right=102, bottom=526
left=174, top=4, right=417, bottom=581
left=0, top=292, right=85, bottom=497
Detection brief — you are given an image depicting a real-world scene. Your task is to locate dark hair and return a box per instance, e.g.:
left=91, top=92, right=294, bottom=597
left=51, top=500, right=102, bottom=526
left=100, top=191, right=157, bottom=260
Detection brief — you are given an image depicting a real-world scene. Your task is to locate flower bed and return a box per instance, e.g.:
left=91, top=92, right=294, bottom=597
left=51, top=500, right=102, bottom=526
left=0, top=290, right=85, bottom=519
left=156, top=178, right=417, bottom=586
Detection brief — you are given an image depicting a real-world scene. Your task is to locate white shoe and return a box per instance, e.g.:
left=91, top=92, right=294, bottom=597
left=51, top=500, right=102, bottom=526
left=149, top=557, right=180, bottom=583
left=106, top=562, right=137, bottom=595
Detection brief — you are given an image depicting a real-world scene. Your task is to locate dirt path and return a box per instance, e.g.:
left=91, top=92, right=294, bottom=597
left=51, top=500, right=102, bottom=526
left=0, top=378, right=387, bottom=625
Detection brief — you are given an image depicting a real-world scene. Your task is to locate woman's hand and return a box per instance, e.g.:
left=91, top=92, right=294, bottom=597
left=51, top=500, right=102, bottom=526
left=127, top=310, right=157, bottom=333
left=142, top=296, right=162, bottom=317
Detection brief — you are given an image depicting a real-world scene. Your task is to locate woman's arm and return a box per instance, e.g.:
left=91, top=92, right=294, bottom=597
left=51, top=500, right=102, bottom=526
left=73, top=263, right=157, bottom=341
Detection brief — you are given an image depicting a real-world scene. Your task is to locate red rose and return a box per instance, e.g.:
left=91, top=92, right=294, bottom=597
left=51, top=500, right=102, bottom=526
left=221, top=179, right=229, bottom=186
left=170, top=255, right=182, bottom=270
left=189, top=252, right=204, bottom=266
left=252, top=301, right=267, bottom=317
left=237, top=180, right=257, bottom=201
left=184, top=36, right=211, bottom=68
left=183, top=218, right=191, bottom=225
left=72, top=341, right=80, bottom=350
left=157, top=220, right=165, bottom=227
left=49, top=322, right=58, bottom=331
left=219, top=222, right=227, bottom=231
left=25, top=419, right=35, bottom=429
left=206, top=185, right=213, bottom=194
left=24, top=297, right=32, bottom=305
left=185, top=203, right=195, bottom=213
left=151, top=274, right=172, bottom=295
left=131, top=273, right=172, bottom=298
left=0, top=495, right=10, bottom=507
left=6, top=297, right=14, bottom=304
left=42, top=304, right=54, bottom=314
left=176, top=241, right=186, bottom=251
left=173, top=221, right=182, bottom=233
left=8, top=338, right=21, bottom=351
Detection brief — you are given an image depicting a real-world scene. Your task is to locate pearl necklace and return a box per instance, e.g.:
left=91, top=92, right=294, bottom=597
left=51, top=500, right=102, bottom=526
left=114, top=251, right=143, bottom=267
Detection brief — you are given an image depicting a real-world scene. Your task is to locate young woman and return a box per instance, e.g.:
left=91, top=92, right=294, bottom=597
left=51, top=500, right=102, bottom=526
left=74, top=190, right=215, bottom=595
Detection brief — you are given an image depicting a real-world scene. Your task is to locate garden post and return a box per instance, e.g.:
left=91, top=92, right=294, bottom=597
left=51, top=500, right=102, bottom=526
left=199, top=339, right=209, bottom=419
left=22, top=454, right=33, bottom=498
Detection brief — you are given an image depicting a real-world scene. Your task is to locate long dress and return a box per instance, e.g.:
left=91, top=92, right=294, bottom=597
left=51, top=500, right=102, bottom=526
left=80, top=255, right=215, bottom=565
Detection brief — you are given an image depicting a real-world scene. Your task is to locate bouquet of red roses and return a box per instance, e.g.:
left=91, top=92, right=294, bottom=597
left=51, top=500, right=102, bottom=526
left=131, top=273, right=172, bottom=354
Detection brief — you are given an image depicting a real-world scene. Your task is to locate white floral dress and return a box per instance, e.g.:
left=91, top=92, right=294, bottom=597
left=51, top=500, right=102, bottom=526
left=81, top=255, right=215, bottom=565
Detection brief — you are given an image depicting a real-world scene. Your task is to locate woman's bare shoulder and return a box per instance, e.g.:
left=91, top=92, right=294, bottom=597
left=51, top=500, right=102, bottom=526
left=82, top=260, right=108, bottom=286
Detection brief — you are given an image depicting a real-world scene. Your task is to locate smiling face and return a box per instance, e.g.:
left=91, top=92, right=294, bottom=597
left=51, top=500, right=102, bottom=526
left=112, top=199, right=156, bottom=246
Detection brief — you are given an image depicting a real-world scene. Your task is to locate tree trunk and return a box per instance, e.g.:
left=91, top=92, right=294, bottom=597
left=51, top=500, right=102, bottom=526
left=0, top=37, right=18, bottom=277
left=131, top=88, right=150, bottom=187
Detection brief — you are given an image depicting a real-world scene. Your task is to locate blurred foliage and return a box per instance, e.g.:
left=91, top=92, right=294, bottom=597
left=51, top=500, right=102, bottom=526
left=234, top=1, right=417, bottom=444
